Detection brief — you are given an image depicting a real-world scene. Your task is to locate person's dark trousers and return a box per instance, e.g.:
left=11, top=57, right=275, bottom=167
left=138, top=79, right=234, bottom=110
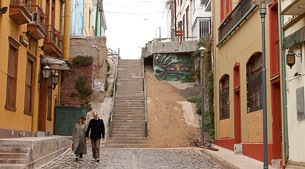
left=91, top=139, right=101, bottom=158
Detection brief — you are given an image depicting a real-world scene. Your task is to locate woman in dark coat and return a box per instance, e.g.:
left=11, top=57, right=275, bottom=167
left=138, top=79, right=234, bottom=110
left=72, top=116, right=87, bottom=161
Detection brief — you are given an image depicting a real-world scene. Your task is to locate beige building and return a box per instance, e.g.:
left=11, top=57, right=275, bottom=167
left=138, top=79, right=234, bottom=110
left=281, top=0, right=305, bottom=167
left=0, top=0, right=71, bottom=138
left=213, top=0, right=283, bottom=167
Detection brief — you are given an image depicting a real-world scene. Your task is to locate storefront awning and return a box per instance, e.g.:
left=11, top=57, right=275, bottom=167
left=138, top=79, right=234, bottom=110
left=41, top=55, right=72, bottom=71
left=283, top=26, right=305, bottom=49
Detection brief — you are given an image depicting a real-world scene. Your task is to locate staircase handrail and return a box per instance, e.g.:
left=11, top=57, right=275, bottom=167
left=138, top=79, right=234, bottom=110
left=142, top=58, right=148, bottom=137
left=109, top=61, right=119, bottom=138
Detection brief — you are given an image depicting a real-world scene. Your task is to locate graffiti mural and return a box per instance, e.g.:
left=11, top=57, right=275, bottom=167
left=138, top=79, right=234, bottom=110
left=153, top=53, right=194, bottom=81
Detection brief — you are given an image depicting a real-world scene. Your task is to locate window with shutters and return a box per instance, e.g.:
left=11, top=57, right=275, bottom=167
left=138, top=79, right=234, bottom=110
left=220, top=0, right=232, bottom=22
left=5, top=37, right=21, bottom=111
left=24, top=53, right=36, bottom=115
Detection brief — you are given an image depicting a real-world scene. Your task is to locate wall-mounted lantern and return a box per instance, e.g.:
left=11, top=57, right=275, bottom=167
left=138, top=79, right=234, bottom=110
left=286, top=45, right=302, bottom=69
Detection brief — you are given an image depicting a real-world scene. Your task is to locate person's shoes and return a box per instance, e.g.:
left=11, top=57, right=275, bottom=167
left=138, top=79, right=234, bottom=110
left=96, top=158, right=99, bottom=162
left=74, top=157, right=78, bottom=162
left=92, top=158, right=95, bottom=161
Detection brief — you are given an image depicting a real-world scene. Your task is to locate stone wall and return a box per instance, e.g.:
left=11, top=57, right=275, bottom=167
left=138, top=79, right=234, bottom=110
left=60, top=36, right=107, bottom=105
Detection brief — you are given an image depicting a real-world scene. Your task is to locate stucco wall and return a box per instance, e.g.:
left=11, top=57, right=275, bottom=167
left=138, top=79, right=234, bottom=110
left=213, top=0, right=273, bottom=143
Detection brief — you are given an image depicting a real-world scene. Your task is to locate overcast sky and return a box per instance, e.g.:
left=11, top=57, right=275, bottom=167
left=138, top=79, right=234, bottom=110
left=104, top=0, right=168, bottom=59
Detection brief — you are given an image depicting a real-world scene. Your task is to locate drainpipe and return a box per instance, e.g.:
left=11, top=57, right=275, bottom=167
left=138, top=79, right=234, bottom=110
left=279, top=0, right=289, bottom=161
left=64, top=0, right=71, bottom=60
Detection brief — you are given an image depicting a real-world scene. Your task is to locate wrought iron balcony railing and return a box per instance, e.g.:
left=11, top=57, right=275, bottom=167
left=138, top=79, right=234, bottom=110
left=9, top=0, right=32, bottom=25
left=218, top=0, right=256, bottom=47
left=27, top=5, right=47, bottom=40
left=44, top=25, right=63, bottom=57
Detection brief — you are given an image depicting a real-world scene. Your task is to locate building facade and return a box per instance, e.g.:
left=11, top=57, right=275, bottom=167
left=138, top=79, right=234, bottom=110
left=70, top=0, right=106, bottom=36
left=281, top=0, right=305, bottom=167
left=213, top=0, right=283, bottom=167
left=0, top=0, right=70, bottom=138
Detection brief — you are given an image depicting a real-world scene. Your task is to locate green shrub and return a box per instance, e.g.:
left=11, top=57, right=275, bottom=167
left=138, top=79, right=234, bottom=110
left=73, top=55, right=93, bottom=67
left=75, top=75, right=93, bottom=99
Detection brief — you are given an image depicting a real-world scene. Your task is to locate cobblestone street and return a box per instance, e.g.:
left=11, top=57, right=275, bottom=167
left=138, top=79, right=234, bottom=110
left=39, top=148, right=225, bottom=169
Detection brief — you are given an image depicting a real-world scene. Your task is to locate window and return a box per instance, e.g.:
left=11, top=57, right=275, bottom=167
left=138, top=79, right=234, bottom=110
left=219, top=75, right=230, bottom=119
left=199, top=19, right=211, bottom=37
left=247, top=52, right=262, bottom=112
left=6, top=37, right=21, bottom=111
left=220, top=0, right=232, bottom=22
left=24, top=53, right=36, bottom=115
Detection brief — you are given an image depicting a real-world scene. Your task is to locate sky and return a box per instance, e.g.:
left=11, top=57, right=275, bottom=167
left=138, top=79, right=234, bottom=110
left=103, top=0, right=168, bottom=59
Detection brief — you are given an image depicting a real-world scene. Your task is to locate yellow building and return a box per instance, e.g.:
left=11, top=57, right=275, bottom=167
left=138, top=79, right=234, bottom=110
left=0, top=0, right=70, bottom=138
left=213, top=0, right=283, bottom=167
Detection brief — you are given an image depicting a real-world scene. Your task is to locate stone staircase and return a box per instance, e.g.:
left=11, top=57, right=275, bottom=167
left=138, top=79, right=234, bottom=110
left=0, top=136, right=70, bottom=169
left=106, top=59, right=148, bottom=148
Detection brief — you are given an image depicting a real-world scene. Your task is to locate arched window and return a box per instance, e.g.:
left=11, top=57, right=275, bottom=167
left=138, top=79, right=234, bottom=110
left=219, top=74, right=230, bottom=119
left=247, top=52, right=262, bottom=112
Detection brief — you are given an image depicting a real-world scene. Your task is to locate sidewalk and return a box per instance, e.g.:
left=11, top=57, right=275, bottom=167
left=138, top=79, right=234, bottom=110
left=202, top=145, right=277, bottom=169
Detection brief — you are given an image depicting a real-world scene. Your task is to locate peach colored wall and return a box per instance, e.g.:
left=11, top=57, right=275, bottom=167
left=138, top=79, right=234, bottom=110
left=219, top=119, right=231, bottom=138
left=248, top=110, right=263, bottom=143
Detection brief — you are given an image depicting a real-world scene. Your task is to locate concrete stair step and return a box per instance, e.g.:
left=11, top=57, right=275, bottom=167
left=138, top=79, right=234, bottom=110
left=107, top=138, right=147, bottom=144
left=114, top=107, right=144, bottom=109
left=0, top=147, right=30, bottom=153
left=113, top=119, right=145, bottom=123
left=102, top=144, right=148, bottom=148
left=0, top=164, right=26, bottom=169
left=111, top=127, right=145, bottom=131
left=113, top=111, right=145, bottom=115
left=0, top=153, right=28, bottom=159
left=112, top=124, right=146, bottom=128
left=0, top=158, right=29, bottom=164
left=111, top=133, right=146, bottom=137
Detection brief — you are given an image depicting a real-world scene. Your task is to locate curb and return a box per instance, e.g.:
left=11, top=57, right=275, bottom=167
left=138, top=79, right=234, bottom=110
left=200, top=149, right=239, bottom=169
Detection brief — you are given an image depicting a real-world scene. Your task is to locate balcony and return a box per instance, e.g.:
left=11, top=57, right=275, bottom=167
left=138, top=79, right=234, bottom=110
left=281, top=0, right=305, bottom=15
left=9, top=0, right=32, bottom=25
left=27, top=5, right=47, bottom=40
left=44, top=25, right=63, bottom=58
left=217, top=0, right=256, bottom=47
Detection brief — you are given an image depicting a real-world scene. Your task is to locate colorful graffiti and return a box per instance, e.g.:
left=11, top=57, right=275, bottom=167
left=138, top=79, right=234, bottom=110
left=153, top=53, right=194, bottom=81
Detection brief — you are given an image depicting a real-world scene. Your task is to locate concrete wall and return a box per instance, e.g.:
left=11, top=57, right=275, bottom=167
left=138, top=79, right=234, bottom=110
left=153, top=53, right=194, bottom=81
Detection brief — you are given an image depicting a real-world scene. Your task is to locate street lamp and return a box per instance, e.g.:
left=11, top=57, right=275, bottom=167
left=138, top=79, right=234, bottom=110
left=199, top=46, right=206, bottom=144
left=251, top=0, right=274, bottom=168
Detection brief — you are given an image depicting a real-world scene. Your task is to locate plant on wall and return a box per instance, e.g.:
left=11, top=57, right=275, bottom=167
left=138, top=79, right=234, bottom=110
left=72, top=55, right=93, bottom=67
left=189, top=35, right=215, bottom=138
left=75, top=75, right=93, bottom=99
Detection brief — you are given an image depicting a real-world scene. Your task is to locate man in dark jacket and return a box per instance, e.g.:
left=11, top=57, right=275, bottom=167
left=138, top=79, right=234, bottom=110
left=85, top=111, right=105, bottom=162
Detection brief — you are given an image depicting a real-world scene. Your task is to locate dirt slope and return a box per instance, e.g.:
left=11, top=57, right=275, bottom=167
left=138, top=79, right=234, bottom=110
left=145, top=68, right=201, bottom=148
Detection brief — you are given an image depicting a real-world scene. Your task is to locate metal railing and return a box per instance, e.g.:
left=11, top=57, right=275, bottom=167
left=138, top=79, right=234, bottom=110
left=142, top=57, right=148, bottom=137
left=29, top=5, right=46, bottom=26
left=109, top=62, right=118, bottom=138
left=44, top=25, right=63, bottom=52
left=218, top=0, right=256, bottom=46
left=10, top=0, right=31, bottom=10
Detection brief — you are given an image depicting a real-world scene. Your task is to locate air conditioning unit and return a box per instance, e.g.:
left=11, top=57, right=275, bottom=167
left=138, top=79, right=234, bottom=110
left=29, top=12, right=38, bottom=24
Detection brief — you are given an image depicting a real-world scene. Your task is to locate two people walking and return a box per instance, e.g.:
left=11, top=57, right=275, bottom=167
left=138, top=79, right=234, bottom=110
left=72, top=111, right=105, bottom=162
